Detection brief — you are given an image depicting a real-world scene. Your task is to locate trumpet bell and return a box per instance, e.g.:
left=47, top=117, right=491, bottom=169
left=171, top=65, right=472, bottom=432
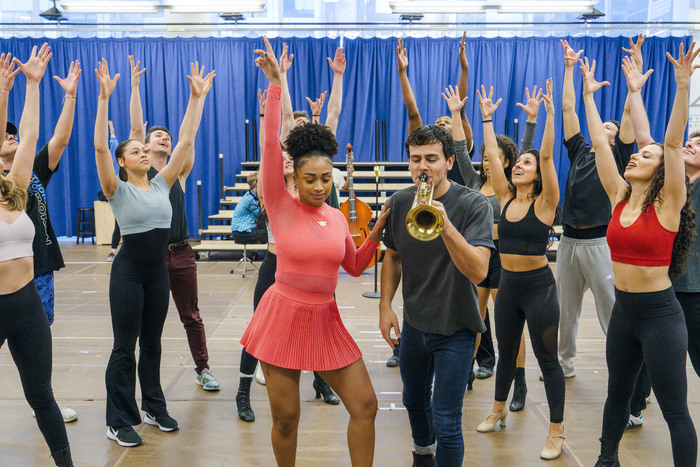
left=405, top=204, right=444, bottom=241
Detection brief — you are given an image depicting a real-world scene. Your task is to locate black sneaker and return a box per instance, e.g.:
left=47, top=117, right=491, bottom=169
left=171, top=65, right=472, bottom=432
left=144, top=411, right=179, bottom=432
left=106, top=426, right=142, bottom=447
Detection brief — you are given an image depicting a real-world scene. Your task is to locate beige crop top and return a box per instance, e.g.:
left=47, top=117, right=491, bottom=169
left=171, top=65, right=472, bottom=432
left=0, top=210, right=35, bottom=262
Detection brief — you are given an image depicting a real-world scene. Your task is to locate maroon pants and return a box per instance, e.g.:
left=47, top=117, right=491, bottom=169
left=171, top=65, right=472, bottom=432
left=166, top=244, right=209, bottom=374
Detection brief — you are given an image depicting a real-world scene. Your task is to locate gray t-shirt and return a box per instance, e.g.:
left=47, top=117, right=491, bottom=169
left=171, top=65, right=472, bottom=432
left=108, top=173, right=172, bottom=236
left=673, top=178, right=700, bottom=292
left=383, top=182, right=494, bottom=335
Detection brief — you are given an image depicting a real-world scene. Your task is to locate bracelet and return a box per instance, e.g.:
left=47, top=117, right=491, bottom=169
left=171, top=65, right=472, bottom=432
left=312, top=114, right=320, bottom=117
left=259, top=113, right=264, bottom=117
left=63, top=94, right=76, bottom=103
left=482, top=119, right=492, bottom=123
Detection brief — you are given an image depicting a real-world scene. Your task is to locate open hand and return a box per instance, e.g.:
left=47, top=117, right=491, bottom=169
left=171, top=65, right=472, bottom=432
left=306, top=91, right=327, bottom=116
left=542, top=78, right=554, bottom=114
left=621, top=55, right=653, bottom=93
left=442, top=84, right=467, bottom=114
left=128, top=55, right=145, bottom=88
left=476, top=85, right=502, bottom=119
left=0, top=53, right=20, bottom=94
left=14, top=43, right=51, bottom=83
left=327, top=47, right=346, bottom=74
left=94, top=58, right=120, bottom=99
left=279, top=42, right=294, bottom=74
left=622, top=33, right=646, bottom=72
left=188, top=61, right=215, bottom=98
left=515, top=85, right=543, bottom=122
left=579, top=57, right=610, bottom=96
left=667, top=41, right=700, bottom=89
left=560, top=39, right=583, bottom=68
left=53, top=60, right=81, bottom=98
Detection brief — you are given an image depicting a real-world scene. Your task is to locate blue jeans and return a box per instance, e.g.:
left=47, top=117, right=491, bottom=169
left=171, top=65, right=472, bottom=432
left=399, top=321, right=476, bottom=467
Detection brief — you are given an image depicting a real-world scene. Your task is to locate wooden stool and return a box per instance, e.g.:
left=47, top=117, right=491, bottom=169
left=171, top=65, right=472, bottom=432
left=76, top=208, right=95, bottom=244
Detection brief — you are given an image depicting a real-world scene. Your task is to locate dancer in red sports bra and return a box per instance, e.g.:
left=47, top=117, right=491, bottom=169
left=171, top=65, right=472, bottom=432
left=581, top=43, right=698, bottom=466
left=240, top=37, right=390, bottom=467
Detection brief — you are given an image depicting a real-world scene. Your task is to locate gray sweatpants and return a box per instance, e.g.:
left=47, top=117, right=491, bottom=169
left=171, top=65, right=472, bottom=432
left=556, top=235, right=615, bottom=362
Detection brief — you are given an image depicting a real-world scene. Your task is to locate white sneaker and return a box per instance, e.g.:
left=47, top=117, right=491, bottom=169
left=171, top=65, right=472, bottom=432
left=59, top=401, right=77, bottom=422
left=626, top=413, right=643, bottom=428
left=255, top=363, right=266, bottom=386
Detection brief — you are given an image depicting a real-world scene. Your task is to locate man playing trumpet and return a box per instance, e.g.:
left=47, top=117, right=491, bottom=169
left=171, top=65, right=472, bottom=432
left=379, top=122, right=494, bottom=467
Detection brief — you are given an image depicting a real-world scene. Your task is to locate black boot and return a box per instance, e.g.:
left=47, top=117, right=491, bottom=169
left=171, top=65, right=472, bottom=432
left=313, top=374, right=340, bottom=405
left=594, top=439, right=620, bottom=466
left=51, top=446, right=74, bottom=467
left=467, top=367, right=476, bottom=391
left=412, top=451, right=436, bottom=467
left=509, top=367, right=527, bottom=412
left=236, top=377, right=255, bottom=422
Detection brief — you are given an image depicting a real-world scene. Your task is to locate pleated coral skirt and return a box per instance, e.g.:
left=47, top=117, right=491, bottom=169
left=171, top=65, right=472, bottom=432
left=240, top=282, right=362, bottom=371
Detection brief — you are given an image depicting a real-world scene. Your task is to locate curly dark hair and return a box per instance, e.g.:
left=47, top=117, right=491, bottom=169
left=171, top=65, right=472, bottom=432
left=284, top=123, right=338, bottom=169
left=404, top=125, right=455, bottom=160
left=622, top=143, right=697, bottom=280
left=479, top=134, right=518, bottom=183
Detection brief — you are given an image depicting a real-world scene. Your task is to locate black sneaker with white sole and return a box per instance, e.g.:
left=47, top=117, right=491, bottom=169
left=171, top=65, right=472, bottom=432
left=106, top=426, right=142, bottom=447
left=144, top=411, right=179, bottom=432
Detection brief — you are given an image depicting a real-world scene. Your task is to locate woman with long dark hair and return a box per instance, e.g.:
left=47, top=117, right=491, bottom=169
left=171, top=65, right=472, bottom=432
left=240, top=37, right=389, bottom=466
left=582, top=44, right=698, bottom=467
left=94, top=59, right=213, bottom=447
left=474, top=80, right=567, bottom=461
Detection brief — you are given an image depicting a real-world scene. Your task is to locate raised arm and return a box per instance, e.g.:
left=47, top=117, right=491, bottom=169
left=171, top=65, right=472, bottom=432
left=397, top=38, right=423, bottom=134
left=457, top=32, right=473, bottom=149
left=0, top=54, right=19, bottom=171
left=442, top=85, right=467, bottom=142
left=6, top=47, right=44, bottom=189
left=179, top=70, right=214, bottom=182
left=476, top=85, right=509, bottom=203
left=325, top=47, right=345, bottom=134
left=664, top=42, right=700, bottom=209
left=580, top=57, right=627, bottom=204
left=515, top=85, right=542, bottom=153
left=159, top=62, right=213, bottom=188
left=618, top=34, right=647, bottom=146
left=561, top=40, right=583, bottom=141
left=46, top=59, right=80, bottom=171
left=94, top=59, right=121, bottom=197
left=279, top=43, right=294, bottom=146
left=255, top=37, right=288, bottom=211
left=537, top=79, right=559, bottom=210
left=128, top=56, right=146, bottom=142
left=305, top=91, right=326, bottom=125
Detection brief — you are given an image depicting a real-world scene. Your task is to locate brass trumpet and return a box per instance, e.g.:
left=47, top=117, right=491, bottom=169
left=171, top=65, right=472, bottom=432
left=405, top=173, right=444, bottom=241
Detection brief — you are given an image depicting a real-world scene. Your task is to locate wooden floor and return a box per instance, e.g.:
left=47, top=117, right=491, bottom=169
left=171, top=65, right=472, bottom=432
left=1, top=240, right=697, bottom=466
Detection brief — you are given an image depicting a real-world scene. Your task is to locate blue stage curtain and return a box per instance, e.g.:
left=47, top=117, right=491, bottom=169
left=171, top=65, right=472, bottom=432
left=0, top=35, right=689, bottom=238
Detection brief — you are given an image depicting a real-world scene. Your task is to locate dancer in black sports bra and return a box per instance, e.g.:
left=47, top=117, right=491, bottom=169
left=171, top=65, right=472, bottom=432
left=474, top=80, right=567, bottom=462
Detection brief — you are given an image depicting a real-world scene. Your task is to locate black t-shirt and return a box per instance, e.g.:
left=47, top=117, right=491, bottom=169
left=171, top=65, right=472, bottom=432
left=383, top=182, right=494, bottom=336
left=147, top=167, right=188, bottom=243
left=2, top=143, right=65, bottom=276
left=561, top=132, right=634, bottom=228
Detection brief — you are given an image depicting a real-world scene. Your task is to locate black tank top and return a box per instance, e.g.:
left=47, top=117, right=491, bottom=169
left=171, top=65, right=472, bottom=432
left=497, top=198, right=550, bottom=256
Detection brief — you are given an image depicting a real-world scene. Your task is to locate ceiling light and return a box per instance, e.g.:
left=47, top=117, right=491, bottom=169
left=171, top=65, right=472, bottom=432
left=389, top=1, right=488, bottom=14
left=60, top=1, right=160, bottom=13
left=497, top=1, right=598, bottom=13
left=40, top=0, right=67, bottom=21
left=168, top=0, right=266, bottom=13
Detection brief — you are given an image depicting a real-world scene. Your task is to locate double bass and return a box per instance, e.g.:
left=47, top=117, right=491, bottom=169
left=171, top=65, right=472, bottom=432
left=339, top=144, right=380, bottom=270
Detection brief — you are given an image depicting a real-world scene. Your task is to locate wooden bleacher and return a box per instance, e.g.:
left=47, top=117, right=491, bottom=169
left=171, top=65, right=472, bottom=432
left=192, top=160, right=563, bottom=261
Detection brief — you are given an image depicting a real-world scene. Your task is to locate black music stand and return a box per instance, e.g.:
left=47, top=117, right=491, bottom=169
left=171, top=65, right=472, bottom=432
left=363, top=166, right=382, bottom=299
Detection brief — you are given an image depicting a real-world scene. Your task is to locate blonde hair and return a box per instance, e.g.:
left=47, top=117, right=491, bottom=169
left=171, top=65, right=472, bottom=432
left=0, top=175, right=27, bottom=211
left=247, top=171, right=258, bottom=189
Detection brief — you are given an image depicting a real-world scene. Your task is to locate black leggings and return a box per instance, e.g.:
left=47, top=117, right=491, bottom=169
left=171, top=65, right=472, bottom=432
left=601, top=287, right=697, bottom=466
left=240, top=252, right=277, bottom=375
left=105, top=228, right=170, bottom=427
left=0, top=280, right=68, bottom=451
left=111, top=219, right=121, bottom=249
left=494, top=266, right=565, bottom=423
